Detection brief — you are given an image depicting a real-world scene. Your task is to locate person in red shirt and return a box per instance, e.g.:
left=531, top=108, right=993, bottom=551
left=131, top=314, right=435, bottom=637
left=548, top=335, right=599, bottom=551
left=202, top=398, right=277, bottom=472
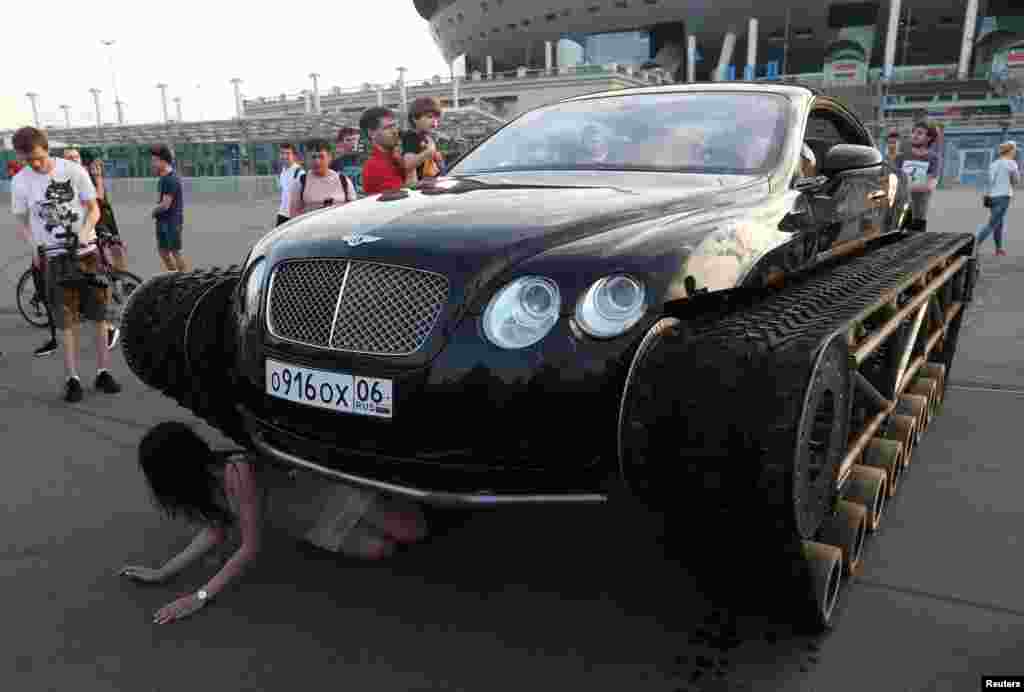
left=358, top=107, right=408, bottom=195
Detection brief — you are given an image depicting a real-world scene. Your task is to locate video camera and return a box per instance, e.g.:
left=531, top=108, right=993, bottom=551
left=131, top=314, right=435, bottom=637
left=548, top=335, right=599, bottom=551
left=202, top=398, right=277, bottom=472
left=52, top=228, right=109, bottom=289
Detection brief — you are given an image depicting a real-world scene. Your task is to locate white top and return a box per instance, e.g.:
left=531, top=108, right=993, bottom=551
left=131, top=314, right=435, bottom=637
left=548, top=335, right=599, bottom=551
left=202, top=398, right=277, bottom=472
left=11, top=157, right=98, bottom=257
left=989, top=157, right=1020, bottom=198
left=278, top=164, right=303, bottom=216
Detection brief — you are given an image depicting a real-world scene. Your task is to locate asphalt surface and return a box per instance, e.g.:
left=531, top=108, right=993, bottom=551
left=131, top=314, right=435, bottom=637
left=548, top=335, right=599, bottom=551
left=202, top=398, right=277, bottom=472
left=1, top=188, right=1021, bottom=691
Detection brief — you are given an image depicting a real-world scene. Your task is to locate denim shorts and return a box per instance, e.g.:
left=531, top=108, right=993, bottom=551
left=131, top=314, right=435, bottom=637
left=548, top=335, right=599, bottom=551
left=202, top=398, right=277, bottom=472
left=155, top=220, right=183, bottom=251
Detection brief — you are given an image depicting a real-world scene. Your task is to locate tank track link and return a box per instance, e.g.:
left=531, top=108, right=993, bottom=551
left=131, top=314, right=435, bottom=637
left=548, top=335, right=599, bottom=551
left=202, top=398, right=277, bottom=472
left=121, top=266, right=250, bottom=448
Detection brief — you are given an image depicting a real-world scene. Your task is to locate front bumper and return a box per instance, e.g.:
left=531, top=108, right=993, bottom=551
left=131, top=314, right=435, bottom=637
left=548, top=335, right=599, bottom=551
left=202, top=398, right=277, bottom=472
left=240, top=404, right=611, bottom=506
left=235, top=313, right=655, bottom=506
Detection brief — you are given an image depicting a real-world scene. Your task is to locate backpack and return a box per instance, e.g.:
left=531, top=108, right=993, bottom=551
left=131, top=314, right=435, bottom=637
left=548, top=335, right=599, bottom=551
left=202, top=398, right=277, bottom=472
left=298, top=169, right=352, bottom=206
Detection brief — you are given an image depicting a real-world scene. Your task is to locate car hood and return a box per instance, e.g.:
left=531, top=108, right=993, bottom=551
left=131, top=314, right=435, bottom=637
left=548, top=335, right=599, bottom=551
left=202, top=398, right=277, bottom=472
left=255, top=171, right=762, bottom=307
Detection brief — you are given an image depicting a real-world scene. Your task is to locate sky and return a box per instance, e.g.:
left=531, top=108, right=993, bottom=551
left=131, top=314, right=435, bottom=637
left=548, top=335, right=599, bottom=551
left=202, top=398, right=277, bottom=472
left=1, top=0, right=460, bottom=130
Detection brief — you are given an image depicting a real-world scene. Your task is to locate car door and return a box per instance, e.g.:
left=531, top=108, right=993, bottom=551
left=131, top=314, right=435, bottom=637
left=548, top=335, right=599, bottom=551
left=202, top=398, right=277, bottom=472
left=800, top=99, right=889, bottom=255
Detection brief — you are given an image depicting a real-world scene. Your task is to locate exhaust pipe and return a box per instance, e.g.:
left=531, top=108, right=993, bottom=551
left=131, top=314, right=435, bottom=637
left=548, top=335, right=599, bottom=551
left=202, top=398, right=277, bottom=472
left=802, top=541, right=843, bottom=629
left=861, top=437, right=903, bottom=497
left=842, top=465, right=887, bottom=533
left=882, top=414, right=918, bottom=467
left=817, top=500, right=868, bottom=576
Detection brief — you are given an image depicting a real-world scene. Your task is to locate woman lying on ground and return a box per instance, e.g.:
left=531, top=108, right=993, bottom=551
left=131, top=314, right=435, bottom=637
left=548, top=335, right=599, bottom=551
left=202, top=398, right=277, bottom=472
left=120, top=421, right=427, bottom=624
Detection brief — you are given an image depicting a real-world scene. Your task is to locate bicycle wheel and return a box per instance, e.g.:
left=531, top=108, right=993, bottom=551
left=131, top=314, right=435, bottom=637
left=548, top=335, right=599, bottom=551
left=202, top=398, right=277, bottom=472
left=16, top=268, right=51, bottom=328
left=107, top=270, right=144, bottom=325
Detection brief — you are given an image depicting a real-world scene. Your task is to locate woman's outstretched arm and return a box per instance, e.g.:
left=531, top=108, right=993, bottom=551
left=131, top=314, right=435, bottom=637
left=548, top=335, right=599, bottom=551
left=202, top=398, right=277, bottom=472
left=197, top=462, right=263, bottom=599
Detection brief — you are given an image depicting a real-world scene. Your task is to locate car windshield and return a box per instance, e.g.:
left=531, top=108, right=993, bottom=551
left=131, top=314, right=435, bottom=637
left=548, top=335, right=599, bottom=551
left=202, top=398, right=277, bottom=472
left=450, top=91, right=791, bottom=176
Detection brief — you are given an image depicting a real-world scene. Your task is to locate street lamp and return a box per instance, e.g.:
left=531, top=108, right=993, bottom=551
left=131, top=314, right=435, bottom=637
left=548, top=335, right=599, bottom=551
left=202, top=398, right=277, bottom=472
left=60, top=104, right=71, bottom=128
left=156, top=83, right=169, bottom=123
left=101, top=40, right=124, bottom=124
left=89, top=88, right=102, bottom=131
left=26, top=92, right=40, bottom=126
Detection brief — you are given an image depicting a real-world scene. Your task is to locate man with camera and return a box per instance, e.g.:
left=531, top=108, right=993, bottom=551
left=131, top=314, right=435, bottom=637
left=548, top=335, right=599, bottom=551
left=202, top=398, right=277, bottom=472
left=11, top=127, right=121, bottom=403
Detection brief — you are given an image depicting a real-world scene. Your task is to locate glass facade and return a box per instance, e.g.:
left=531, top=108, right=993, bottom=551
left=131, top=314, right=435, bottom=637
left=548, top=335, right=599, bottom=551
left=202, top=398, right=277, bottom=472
left=584, top=31, right=653, bottom=66
left=559, top=30, right=654, bottom=67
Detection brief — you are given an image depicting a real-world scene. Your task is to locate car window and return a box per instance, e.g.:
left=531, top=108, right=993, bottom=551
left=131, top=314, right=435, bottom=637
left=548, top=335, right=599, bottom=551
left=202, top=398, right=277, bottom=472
left=450, top=92, right=791, bottom=176
left=803, top=102, right=871, bottom=167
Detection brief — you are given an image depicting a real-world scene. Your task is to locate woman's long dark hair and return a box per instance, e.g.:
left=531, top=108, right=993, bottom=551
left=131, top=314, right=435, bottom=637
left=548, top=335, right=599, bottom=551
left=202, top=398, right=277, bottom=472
left=137, top=421, right=234, bottom=527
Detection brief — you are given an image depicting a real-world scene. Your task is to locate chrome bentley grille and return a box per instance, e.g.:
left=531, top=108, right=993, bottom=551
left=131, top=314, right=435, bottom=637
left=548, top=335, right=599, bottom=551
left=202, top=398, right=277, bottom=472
left=266, top=259, right=449, bottom=356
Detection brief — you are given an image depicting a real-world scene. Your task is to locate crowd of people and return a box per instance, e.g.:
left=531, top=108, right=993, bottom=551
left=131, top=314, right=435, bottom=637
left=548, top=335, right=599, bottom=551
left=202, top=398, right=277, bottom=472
left=274, top=97, right=448, bottom=226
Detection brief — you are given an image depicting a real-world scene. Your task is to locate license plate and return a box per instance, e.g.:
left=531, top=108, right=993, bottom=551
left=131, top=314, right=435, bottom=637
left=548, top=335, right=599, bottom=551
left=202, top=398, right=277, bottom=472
left=265, top=358, right=393, bottom=419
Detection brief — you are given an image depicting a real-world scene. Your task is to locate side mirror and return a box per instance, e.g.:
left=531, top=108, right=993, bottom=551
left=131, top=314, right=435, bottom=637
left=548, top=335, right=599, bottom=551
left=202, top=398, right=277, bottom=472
left=822, top=144, right=883, bottom=176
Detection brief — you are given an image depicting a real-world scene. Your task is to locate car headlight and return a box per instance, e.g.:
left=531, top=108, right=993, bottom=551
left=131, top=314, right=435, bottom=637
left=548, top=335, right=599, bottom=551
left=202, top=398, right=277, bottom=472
left=242, top=257, right=267, bottom=320
left=482, top=276, right=561, bottom=349
left=575, top=275, right=646, bottom=339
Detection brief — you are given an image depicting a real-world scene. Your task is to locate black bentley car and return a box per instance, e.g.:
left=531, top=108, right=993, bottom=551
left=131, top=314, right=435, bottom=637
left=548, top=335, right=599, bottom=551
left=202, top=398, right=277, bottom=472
left=229, top=82, right=909, bottom=506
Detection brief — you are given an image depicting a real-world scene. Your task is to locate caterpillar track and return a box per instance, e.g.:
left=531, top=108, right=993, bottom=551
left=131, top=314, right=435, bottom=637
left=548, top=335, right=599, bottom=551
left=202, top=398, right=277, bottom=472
left=121, top=266, right=250, bottom=448
left=618, top=229, right=977, bottom=630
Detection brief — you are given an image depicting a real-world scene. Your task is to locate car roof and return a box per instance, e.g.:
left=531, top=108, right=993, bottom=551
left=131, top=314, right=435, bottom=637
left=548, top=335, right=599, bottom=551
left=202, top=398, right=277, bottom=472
left=560, top=81, right=818, bottom=104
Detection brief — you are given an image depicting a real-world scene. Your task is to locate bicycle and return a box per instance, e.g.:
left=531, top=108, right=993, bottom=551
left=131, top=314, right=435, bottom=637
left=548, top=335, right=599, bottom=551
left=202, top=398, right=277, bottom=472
left=16, top=228, right=143, bottom=331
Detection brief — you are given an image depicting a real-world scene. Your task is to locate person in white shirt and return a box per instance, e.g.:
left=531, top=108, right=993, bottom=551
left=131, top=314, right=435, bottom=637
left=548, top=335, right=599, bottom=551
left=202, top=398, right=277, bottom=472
left=10, top=127, right=121, bottom=403
left=979, top=141, right=1020, bottom=257
left=275, top=143, right=303, bottom=227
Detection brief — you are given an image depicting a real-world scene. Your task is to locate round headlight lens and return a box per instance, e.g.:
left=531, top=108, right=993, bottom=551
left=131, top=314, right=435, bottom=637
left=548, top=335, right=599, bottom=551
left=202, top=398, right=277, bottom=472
left=576, top=275, right=646, bottom=338
left=243, top=257, right=267, bottom=319
left=482, top=277, right=561, bottom=349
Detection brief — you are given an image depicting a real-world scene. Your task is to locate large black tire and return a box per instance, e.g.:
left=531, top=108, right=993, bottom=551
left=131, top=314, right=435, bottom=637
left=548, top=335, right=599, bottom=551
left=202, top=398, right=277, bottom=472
left=121, top=266, right=250, bottom=447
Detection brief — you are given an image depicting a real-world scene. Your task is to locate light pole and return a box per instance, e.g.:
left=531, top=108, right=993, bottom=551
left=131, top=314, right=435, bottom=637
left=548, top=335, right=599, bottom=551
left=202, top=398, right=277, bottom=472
left=60, top=104, right=72, bottom=128
left=89, top=88, right=102, bottom=133
left=231, top=78, right=244, bottom=119
left=101, top=40, right=124, bottom=124
left=26, top=92, right=40, bottom=126
left=156, top=83, right=169, bottom=123
left=309, top=72, right=321, bottom=114
left=174, top=96, right=183, bottom=122
left=397, top=67, right=408, bottom=124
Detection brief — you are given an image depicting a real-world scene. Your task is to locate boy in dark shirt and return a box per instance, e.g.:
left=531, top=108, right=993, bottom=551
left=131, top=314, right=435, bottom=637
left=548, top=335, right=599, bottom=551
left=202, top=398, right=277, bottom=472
left=150, top=144, right=189, bottom=271
left=894, top=122, right=940, bottom=232
left=401, top=96, right=445, bottom=185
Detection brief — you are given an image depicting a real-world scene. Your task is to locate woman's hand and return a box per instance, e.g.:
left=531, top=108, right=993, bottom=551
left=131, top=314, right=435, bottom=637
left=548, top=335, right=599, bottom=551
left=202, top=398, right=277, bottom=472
left=153, top=593, right=207, bottom=625
left=120, top=565, right=167, bottom=583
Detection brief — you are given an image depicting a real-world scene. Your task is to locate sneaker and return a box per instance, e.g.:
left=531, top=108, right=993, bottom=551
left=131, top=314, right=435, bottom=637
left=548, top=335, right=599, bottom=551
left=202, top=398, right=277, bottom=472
left=95, top=370, right=122, bottom=394
left=107, top=327, right=120, bottom=350
left=34, top=338, right=58, bottom=358
left=64, top=377, right=84, bottom=403
left=996, top=249, right=1007, bottom=257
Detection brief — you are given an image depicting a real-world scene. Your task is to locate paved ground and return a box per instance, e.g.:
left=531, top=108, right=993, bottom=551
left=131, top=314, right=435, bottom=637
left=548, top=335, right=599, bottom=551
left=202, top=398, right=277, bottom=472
left=0, top=189, right=1022, bottom=691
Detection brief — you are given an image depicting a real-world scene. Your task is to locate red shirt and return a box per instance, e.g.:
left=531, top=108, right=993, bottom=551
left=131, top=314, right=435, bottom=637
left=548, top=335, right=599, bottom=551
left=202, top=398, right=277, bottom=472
left=361, top=146, right=406, bottom=195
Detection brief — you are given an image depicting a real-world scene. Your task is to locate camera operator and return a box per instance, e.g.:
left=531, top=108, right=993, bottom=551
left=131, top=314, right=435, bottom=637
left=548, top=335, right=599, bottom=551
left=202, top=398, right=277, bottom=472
left=10, top=127, right=121, bottom=403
